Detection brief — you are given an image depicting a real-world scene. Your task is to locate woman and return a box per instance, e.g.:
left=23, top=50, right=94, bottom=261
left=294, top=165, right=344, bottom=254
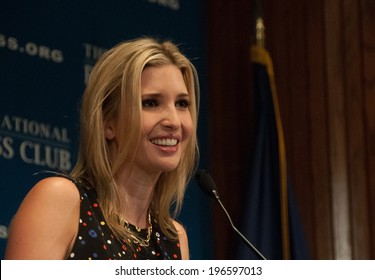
left=5, top=37, right=200, bottom=260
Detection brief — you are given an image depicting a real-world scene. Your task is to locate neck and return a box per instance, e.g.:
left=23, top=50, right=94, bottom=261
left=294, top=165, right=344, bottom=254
left=116, top=167, right=160, bottom=228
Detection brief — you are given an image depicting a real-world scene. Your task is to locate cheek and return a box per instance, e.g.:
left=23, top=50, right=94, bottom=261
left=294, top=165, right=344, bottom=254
left=182, top=114, right=194, bottom=140
left=141, top=114, right=154, bottom=133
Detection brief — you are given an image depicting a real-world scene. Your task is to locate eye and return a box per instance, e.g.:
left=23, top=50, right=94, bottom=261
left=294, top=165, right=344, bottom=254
left=142, top=99, right=158, bottom=108
left=176, top=99, right=190, bottom=109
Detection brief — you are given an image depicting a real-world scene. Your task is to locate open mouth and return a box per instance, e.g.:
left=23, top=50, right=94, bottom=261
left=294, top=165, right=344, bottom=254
left=150, top=138, right=178, bottom=147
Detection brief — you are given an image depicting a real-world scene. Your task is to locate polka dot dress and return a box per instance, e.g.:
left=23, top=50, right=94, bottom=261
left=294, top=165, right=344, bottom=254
left=67, top=182, right=182, bottom=260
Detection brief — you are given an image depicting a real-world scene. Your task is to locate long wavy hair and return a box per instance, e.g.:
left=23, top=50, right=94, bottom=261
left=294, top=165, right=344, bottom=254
left=70, top=37, right=199, bottom=241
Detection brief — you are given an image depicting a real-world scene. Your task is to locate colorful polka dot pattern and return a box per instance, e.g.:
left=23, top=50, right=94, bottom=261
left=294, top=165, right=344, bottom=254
left=67, top=183, right=182, bottom=260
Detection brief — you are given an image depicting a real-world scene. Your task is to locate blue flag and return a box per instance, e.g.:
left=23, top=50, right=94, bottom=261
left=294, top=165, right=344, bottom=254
left=236, top=46, right=310, bottom=260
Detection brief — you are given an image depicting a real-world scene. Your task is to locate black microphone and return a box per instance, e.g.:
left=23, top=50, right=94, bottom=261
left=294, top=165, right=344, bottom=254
left=195, top=169, right=267, bottom=260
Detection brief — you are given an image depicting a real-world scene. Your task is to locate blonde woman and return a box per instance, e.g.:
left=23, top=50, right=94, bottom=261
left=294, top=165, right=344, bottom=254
left=5, top=37, right=200, bottom=260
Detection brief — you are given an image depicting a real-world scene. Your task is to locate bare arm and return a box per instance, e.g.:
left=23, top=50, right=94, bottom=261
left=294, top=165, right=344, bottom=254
left=4, top=177, right=80, bottom=260
left=172, top=220, right=189, bottom=260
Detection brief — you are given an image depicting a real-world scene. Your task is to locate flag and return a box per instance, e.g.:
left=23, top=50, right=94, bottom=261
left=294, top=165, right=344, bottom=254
left=236, top=44, right=310, bottom=260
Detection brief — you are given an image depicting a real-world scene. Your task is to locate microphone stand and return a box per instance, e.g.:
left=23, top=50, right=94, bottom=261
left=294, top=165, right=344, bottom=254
left=212, top=190, right=267, bottom=260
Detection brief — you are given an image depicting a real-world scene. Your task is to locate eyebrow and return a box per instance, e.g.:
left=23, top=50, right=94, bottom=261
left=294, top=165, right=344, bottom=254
left=141, top=92, right=190, bottom=98
left=177, top=93, right=190, bottom=99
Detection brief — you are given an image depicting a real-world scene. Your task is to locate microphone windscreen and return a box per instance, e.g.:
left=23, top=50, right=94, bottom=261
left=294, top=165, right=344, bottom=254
left=195, top=169, right=218, bottom=199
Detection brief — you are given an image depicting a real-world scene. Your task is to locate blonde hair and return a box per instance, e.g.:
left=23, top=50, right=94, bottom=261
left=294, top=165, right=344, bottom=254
left=71, top=37, right=199, bottom=241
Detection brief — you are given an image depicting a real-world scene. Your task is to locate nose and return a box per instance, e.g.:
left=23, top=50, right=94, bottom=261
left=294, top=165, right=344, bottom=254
left=161, top=105, right=180, bottom=129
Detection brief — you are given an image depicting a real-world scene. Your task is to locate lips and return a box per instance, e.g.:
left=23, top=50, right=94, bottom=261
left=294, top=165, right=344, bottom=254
left=150, top=138, right=178, bottom=147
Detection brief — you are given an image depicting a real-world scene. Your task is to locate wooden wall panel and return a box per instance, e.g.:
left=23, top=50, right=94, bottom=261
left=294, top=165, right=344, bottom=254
left=343, top=0, right=371, bottom=259
left=206, top=0, right=253, bottom=259
left=361, top=0, right=375, bottom=259
left=306, top=0, right=333, bottom=259
left=324, top=0, right=352, bottom=260
left=207, top=0, right=375, bottom=259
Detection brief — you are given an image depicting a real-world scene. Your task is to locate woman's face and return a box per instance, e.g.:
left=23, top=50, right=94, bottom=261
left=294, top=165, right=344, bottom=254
left=135, top=64, right=193, bottom=174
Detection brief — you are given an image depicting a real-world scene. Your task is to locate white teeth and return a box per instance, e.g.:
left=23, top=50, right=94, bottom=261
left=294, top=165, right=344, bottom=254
left=151, top=138, right=178, bottom=146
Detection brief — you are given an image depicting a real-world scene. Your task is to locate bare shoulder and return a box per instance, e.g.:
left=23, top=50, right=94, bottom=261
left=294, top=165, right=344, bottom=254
left=15, top=176, right=81, bottom=217
left=172, top=220, right=186, bottom=234
left=5, top=176, right=80, bottom=259
left=172, top=220, right=189, bottom=260
left=25, top=176, right=79, bottom=203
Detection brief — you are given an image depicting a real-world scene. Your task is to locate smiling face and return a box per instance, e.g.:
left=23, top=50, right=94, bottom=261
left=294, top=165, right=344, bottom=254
left=134, top=64, right=193, bottom=174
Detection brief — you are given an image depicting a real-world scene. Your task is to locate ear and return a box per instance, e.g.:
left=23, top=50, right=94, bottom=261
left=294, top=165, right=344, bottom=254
left=104, top=120, right=116, bottom=140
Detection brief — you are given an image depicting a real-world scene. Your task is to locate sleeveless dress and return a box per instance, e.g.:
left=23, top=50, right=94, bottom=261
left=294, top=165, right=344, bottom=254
left=67, top=182, right=182, bottom=260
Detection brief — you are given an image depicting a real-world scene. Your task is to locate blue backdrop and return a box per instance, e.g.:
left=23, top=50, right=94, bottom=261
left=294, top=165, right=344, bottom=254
left=0, top=0, right=212, bottom=259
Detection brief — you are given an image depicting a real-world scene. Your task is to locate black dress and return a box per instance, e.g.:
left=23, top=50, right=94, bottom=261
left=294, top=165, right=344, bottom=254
left=67, top=182, right=182, bottom=260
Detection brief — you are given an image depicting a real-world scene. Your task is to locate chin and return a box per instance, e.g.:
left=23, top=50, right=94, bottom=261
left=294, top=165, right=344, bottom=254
left=157, top=161, right=180, bottom=172
left=161, top=165, right=179, bottom=172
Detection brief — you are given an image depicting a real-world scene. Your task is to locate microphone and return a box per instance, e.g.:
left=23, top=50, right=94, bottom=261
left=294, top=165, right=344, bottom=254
left=195, top=169, right=267, bottom=260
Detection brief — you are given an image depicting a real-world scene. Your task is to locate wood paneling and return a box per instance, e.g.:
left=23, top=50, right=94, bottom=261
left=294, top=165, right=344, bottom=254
left=361, top=0, right=375, bottom=259
left=324, top=0, right=352, bottom=260
left=206, top=0, right=253, bottom=259
left=306, top=0, right=333, bottom=259
left=343, top=0, right=370, bottom=260
left=207, top=0, right=375, bottom=259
